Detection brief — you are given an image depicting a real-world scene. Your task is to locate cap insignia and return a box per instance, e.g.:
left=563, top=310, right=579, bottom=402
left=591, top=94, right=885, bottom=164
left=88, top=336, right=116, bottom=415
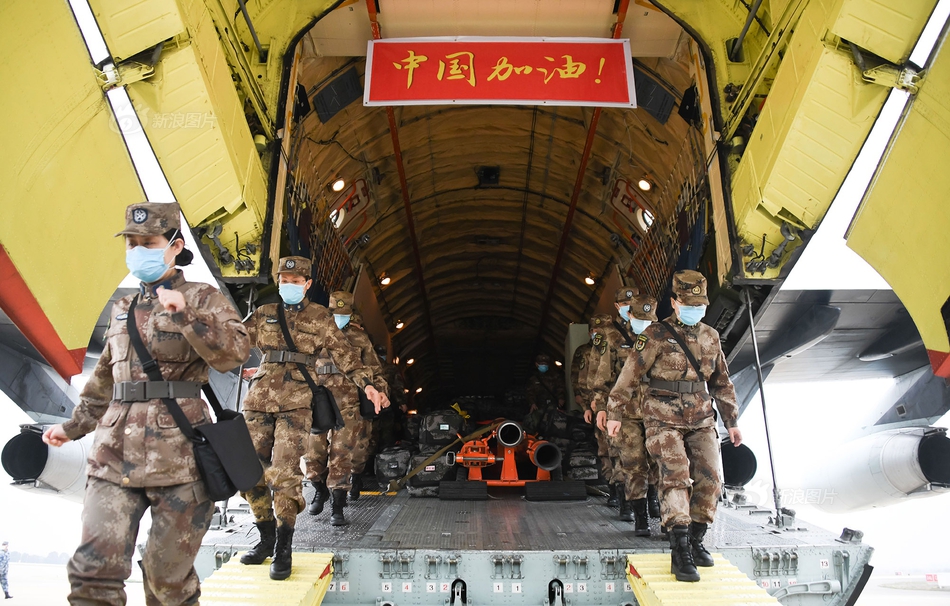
left=132, top=209, right=148, bottom=224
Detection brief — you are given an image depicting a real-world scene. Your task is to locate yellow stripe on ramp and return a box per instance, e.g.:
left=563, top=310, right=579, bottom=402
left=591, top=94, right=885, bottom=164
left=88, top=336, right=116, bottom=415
left=202, top=552, right=334, bottom=605
left=626, top=553, right=779, bottom=605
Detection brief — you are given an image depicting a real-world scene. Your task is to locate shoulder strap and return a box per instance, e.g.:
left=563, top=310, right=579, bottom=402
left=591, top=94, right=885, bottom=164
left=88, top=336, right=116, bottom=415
left=126, top=297, right=198, bottom=441
left=613, top=318, right=636, bottom=349
left=658, top=320, right=704, bottom=380
left=275, top=304, right=298, bottom=352
left=276, top=304, right=344, bottom=430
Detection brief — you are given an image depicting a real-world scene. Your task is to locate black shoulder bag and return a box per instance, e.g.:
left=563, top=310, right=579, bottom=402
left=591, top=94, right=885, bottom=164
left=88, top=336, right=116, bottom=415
left=613, top=319, right=637, bottom=349
left=275, top=304, right=344, bottom=433
left=658, top=320, right=704, bottom=379
left=127, top=297, right=263, bottom=501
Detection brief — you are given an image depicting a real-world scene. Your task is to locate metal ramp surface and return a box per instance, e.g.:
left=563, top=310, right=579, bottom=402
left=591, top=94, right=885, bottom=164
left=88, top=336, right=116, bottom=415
left=201, top=551, right=334, bottom=605
left=626, top=553, right=781, bottom=605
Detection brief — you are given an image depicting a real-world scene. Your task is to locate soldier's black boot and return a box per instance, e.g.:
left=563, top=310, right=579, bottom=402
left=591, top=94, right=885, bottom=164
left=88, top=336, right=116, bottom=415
left=688, top=521, right=715, bottom=567
left=330, top=489, right=349, bottom=526
left=308, top=480, right=330, bottom=516
left=632, top=498, right=651, bottom=537
left=607, top=483, right=620, bottom=507
left=269, top=524, right=294, bottom=580
left=240, top=519, right=277, bottom=565
left=349, top=474, right=363, bottom=501
left=669, top=525, right=700, bottom=582
left=618, top=492, right=635, bottom=522
left=647, top=484, right=661, bottom=518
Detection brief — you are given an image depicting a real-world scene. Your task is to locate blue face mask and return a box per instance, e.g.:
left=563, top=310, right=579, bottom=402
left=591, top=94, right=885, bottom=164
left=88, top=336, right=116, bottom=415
left=334, top=314, right=351, bottom=330
left=537, top=364, right=549, bottom=373
left=618, top=305, right=631, bottom=321
left=677, top=304, right=707, bottom=326
left=629, top=318, right=653, bottom=334
left=126, top=242, right=172, bottom=283
left=278, top=283, right=306, bottom=305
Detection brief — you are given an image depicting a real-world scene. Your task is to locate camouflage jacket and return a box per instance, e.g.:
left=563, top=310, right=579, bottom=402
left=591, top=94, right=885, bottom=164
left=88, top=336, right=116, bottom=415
left=571, top=343, right=593, bottom=410
left=243, top=300, right=371, bottom=413
left=607, top=315, right=738, bottom=428
left=343, top=324, right=389, bottom=397
left=380, top=361, right=405, bottom=407
left=587, top=318, right=639, bottom=412
left=62, top=271, right=250, bottom=487
left=525, top=371, right=565, bottom=411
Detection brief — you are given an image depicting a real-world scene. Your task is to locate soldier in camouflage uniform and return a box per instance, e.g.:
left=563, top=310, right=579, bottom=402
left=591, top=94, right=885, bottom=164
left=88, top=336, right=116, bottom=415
left=571, top=341, right=592, bottom=414
left=522, top=354, right=565, bottom=434
left=585, top=314, right=624, bottom=509
left=594, top=288, right=659, bottom=533
left=304, top=292, right=389, bottom=526
left=322, top=304, right=388, bottom=502
left=607, top=270, right=741, bottom=582
left=375, top=343, right=406, bottom=449
left=43, top=202, right=251, bottom=605
left=240, top=260, right=385, bottom=580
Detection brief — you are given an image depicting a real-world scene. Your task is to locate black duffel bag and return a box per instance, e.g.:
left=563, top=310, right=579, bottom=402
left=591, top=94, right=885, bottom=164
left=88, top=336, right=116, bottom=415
left=408, top=446, right=457, bottom=488
left=420, top=409, right=464, bottom=446
left=376, top=446, right=413, bottom=486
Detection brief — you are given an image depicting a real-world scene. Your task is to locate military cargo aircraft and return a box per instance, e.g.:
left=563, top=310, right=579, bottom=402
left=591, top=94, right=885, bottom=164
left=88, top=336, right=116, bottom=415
left=1, top=0, right=949, bottom=603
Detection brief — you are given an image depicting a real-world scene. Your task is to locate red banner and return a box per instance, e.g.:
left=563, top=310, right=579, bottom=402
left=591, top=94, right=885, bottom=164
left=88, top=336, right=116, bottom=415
left=364, top=38, right=635, bottom=107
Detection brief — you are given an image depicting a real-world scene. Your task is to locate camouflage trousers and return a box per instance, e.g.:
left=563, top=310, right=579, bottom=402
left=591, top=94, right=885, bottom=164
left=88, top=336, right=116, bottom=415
left=595, top=428, right=620, bottom=483
left=1, top=572, right=6, bottom=595
left=67, top=476, right=213, bottom=606
left=350, top=418, right=377, bottom=475
left=303, top=405, right=361, bottom=490
left=645, top=425, right=721, bottom=528
left=614, top=416, right=658, bottom=501
left=240, top=408, right=310, bottom=528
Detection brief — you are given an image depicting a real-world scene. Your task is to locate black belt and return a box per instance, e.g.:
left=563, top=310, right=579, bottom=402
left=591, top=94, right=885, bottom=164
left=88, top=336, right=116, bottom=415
left=113, top=381, right=203, bottom=402
left=263, top=350, right=316, bottom=365
left=649, top=379, right=707, bottom=394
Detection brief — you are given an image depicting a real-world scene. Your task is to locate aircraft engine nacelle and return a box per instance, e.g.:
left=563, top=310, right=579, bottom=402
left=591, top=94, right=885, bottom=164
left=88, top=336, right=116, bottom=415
left=806, top=427, right=950, bottom=513
left=1, top=424, right=91, bottom=503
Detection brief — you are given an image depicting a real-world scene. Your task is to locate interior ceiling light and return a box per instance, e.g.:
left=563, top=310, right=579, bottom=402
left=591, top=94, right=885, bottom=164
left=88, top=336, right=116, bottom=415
left=637, top=178, right=652, bottom=192
left=331, top=178, right=346, bottom=192
left=415, top=387, right=423, bottom=393
left=395, top=320, right=404, bottom=330
left=393, top=356, right=400, bottom=365
left=379, top=272, right=391, bottom=286
left=555, top=360, right=563, bottom=367
left=585, top=273, right=596, bottom=286
left=406, top=358, right=415, bottom=366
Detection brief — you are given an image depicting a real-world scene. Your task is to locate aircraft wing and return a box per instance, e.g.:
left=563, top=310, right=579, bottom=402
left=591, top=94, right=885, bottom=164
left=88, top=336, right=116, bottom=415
left=725, top=288, right=944, bottom=427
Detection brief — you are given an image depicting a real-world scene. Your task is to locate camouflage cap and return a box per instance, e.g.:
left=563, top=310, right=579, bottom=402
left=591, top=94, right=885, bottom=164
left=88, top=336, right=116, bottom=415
left=589, top=313, right=612, bottom=328
left=629, top=293, right=658, bottom=321
left=672, top=269, right=709, bottom=305
left=277, top=256, right=311, bottom=278
left=535, top=354, right=551, bottom=365
left=350, top=311, right=364, bottom=327
left=115, top=202, right=181, bottom=237
left=329, top=290, right=354, bottom=315
left=615, top=286, right=640, bottom=304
